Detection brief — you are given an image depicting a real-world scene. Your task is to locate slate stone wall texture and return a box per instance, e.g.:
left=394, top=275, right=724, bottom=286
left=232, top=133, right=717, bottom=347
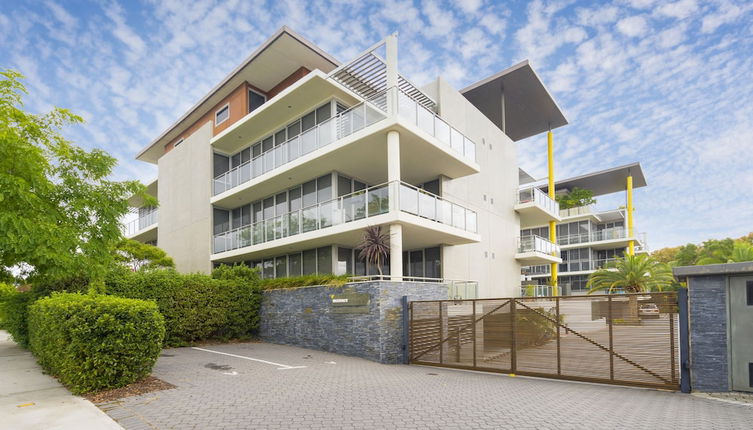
left=260, top=281, right=447, bottom=364
left=688, top=275, right=729, bottom=392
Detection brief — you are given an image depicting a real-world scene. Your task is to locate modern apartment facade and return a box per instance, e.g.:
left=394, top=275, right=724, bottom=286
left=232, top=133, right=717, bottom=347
left=122, top=26, right=640, bottom=298
left=519, top=163, right=648, bottom=295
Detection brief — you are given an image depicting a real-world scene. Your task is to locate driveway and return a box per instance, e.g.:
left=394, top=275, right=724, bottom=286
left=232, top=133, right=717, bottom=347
left=98, top=342, right=752, bottom=430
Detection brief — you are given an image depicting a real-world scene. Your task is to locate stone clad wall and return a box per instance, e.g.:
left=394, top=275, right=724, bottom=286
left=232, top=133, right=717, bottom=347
left=260, top=281, right=447, bottom=364
left=688, top=275, right=729, bottom=391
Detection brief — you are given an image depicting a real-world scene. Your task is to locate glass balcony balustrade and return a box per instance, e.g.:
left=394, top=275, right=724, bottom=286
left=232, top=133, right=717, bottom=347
left=213, top=181, right=478, bottom=254
left=396, top=89, right=476, bottom=162
left=121, top=208, right=158, bottom=237
left=213, top=92, right=388, bottom=196
left=517, top=235, right=560, bottom=256
left=516, top=186, right=560, bottom=217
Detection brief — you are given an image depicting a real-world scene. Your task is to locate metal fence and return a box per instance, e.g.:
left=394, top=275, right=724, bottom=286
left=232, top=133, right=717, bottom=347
left=409, top=292, right=680, bottom=390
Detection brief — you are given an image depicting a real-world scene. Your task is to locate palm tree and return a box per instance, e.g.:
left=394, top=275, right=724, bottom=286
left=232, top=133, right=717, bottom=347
left=587, top=254, right=674, bottom=322
left=356, top=226, right=390, bottom=277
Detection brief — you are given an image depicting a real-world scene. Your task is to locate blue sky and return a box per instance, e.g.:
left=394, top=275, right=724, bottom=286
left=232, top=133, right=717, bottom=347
left=1, top=0, right=752, bottom=249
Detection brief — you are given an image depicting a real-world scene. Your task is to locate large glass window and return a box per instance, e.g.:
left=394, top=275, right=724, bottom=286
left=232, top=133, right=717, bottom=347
left=317, top=175, right=332, bottom=202
left=424, top=247, right=441, bottom=279
left=337, top=247, right=353, bottom=275
left=288, top=253, right=302, bottom=277
left=302, top=180, right=317, bottom=208
left=213, top=209, right=230, bottom=235
left=303, top=249, right=317, bottom=275
left=213, top=153, right=230, bottom=177
left=275, top=256, right=287, bottom=278
left=249, top=89, right=266, bottom=113
left=317, top=247, right=332, bottom=275
left=338, top=175, right=353, bottom=197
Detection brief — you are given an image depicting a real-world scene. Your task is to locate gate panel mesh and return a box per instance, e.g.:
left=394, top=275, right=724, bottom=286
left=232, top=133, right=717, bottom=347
left=410, top=293, right=680, bottom=390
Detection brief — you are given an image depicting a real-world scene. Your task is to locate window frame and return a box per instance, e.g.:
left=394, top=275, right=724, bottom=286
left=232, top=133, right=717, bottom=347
left=215, top=103, right=230, bottom=126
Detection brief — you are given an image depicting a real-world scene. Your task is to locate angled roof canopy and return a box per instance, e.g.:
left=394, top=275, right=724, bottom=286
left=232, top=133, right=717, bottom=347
left=136, top=26, right=340, bottom=164
left=539, top=162, right=647, bottom=197
left=460, top=60, right=568, bottom=142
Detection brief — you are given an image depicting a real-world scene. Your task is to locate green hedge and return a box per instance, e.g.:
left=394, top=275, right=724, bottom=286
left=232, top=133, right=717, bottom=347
left=0, top=283, right=16, bottom=329
left=28, top=293, right=165, bottom=394
left=258, top=274, right=349, bottom=290
left=2, top=291, right=33, bottom=347
left=106, top=269, right=261, bottom=346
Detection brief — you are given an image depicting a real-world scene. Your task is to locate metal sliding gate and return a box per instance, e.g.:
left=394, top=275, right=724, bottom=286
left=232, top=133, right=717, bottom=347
left=409, top=292, right=680, bottom=390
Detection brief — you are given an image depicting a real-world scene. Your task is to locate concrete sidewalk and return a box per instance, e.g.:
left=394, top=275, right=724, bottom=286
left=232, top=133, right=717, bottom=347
left=0, top=331, right=122, bottom=430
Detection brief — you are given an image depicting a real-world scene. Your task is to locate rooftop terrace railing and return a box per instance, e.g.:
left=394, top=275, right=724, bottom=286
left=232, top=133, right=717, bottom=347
left=517, top=186, right=560, bottom=217
left=213, top=181, right=478, bottom=254
left=213, top=91, right=388, bottom=196
left=121, top=208, right=158, bottom=237
left=396, top=88, right=477, bottom=162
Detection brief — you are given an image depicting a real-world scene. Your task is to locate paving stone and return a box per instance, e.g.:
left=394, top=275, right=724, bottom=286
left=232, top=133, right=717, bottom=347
left=100, top=342, right=753, bottom=429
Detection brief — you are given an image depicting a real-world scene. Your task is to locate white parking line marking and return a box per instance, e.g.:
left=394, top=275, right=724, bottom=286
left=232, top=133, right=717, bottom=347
left=191, top=347, right=307, bottom=370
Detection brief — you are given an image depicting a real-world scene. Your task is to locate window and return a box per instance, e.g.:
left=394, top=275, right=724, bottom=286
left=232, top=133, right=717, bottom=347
left=213, top=209, right=230, bottom=235
left=303, top=249, right=317, bottom=275
left=337, top=247, right=353, bottom=275
left=249, top=89, right=266, bottom=113
left=213, top=153, right=230, bottom=177
left=215, top=104, right=230, bottom=125
left=317, top=247, right=332, bottom=275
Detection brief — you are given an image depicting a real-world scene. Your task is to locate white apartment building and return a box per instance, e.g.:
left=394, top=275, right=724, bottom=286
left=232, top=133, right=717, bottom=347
left=123, top=27, right=646, bottom=298
left=519, top=163, right=648, bottom=295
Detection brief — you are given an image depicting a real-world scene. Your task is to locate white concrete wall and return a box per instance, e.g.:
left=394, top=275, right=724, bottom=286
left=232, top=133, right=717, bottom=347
left=429, top=78, right=521, bottom=298
left=157, top=121, right=213, bottom=273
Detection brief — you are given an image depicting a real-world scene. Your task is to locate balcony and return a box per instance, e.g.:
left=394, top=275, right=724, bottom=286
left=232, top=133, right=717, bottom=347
left=212, top=181, right=479, bottom=256
left=559, top=228, right=647, bottom=250
left=515, top=186, right=561, bottom=228
left=213, top=92, right=388, bottom=196
left=396, top=89, right=476, bottom=163
left=559, top=205, right=593, bottom=218
left=121, top=208, right=158, bottom=242
left=515, top=235, right=562, bottom=265
left=520, top=284, right=555, bottom=297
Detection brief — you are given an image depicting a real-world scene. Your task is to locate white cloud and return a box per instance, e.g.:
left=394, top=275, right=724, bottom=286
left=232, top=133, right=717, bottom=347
left=655, top=0, right=698, bottom=19
left=616, top=15, right=648, bottom=37
left=453, top=0, right=483, bottom=15
left=3, top=0, right=753, bottom=249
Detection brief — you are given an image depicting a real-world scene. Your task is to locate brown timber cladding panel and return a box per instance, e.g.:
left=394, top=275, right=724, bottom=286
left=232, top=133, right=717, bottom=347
left=409, top=293, right=680, bottom=390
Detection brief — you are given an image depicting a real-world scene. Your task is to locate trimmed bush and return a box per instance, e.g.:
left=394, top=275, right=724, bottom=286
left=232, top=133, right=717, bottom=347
left=0, top=283, right=16, bottom=329
left=2, top=291, right=33, bottom=347
left=106, top=269, right=261, bottom=346
left=28, top=293, right=165, bottom=394
left=259, top=274, right=349, bottom=290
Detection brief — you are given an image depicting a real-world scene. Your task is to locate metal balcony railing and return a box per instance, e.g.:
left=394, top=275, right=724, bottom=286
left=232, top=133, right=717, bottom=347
left=213, top=181, right=478, bottom=254
left=517, top=235, right=560, bottom=256
left=121, top=208, right=158, bottom=237
left=213, top=91, right=388, bottom=196
left=516, top=186, right=560, bottom=217
left=396, top=88, right=476, bottom=162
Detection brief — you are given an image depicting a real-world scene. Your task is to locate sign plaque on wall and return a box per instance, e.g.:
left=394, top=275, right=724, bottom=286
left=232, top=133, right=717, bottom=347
left=330, top=293, right=370, bottom=314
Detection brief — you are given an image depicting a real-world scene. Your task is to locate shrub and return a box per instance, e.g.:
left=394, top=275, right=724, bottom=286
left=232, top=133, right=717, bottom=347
left=259, top=274, right=349, bottom=290
left=27, top=293, right=165, bottom=394
left=3, top=291, right=33, bottom=347
left=0, top=283, right=16, bottom=328
left=212, top=264, right=261, bottom=282
left=106, top=269, right=261, bottom=346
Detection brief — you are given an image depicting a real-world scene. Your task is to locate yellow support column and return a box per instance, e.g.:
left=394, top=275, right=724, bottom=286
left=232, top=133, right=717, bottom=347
left=547, top=130, right=558, bottom=296
left=627, top=175, right=634, bottom=256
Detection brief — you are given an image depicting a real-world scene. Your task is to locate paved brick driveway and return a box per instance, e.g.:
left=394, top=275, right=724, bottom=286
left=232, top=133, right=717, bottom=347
left=98, top=342, right=752, bottom=429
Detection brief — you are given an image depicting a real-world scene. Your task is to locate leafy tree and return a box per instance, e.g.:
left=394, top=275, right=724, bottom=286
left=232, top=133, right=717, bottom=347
left=0, top=70, right=152, bottom=288
left=696, top=238, right=735, bottom=265
left=556, top=187, right=597, bottom=209
left=674, top=243, right=700, bottom=266
left=114, top=239, right=175, bottom=271
left=650, top=246, right=679, bottom=264
left=587, top=254, right=675, bottom=321
left=697, top=241, right=753, bottom=265
left=356, top=226, right=390, bottom=276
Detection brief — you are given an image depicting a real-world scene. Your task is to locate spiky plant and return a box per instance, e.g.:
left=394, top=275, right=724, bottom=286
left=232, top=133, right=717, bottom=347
left=587, top=254, right=674, bottom=322
left=356, top=226, right=390, bottom=276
